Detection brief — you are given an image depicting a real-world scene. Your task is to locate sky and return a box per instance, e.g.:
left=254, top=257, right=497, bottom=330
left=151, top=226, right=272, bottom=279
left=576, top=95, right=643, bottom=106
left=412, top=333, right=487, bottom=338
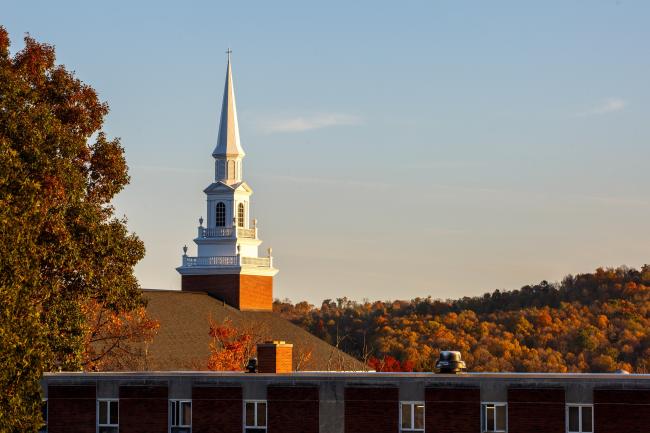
left=4, top=1, right=650, bottom=304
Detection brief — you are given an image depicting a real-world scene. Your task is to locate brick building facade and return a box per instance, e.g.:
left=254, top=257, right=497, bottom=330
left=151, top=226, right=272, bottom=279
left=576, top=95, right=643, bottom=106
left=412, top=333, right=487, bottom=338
left=181, top=274, right=273, bottom=311
left=41, top=372, right=650, bottom=433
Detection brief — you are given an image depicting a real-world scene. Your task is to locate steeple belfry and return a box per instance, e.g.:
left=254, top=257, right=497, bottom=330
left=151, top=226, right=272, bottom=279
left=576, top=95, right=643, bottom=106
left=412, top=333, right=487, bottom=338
left=213, top=50, right=245, bottom=184
left=177, top=51, right=278, bottom=311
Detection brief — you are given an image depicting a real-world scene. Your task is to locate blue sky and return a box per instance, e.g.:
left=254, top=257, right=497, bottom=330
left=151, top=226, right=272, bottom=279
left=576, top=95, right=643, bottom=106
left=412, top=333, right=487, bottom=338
left=5, top=1, right=650, bottom=303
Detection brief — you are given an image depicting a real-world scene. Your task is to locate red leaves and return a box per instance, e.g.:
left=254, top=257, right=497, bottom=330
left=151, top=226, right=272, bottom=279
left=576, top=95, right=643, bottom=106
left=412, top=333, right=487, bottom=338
left=207, top=318, right=254, bottom=371
left=81, top=299, right=160, bottom=371
left=13, top=34, right=56, bottom=80
left=0, top=26, right=9, bottom=57
left=368, top=355, right=414, bottom=372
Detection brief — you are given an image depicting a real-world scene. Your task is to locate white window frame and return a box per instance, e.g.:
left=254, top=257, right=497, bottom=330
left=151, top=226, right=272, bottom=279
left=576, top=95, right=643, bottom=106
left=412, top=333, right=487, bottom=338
left=215, top=202, right=226, bottom=227
left=400, top=401, right=425, bottom=432
left=237, top=202, right=246, bottom=228
left=97, top=399, right=119, bottom=432
left=566, top=404, right=593, bottom=433
left=481, top=402, right=507, bottom=433
left=169, top=399, right=192, bottom=432
left=243, top=400, right=267, bottom=431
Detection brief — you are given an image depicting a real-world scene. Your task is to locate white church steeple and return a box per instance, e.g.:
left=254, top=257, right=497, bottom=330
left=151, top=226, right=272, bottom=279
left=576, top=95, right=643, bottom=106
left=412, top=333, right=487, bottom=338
left=212, top=50, right=245, bottom=185
left=177, top=50, right=278, bottom=311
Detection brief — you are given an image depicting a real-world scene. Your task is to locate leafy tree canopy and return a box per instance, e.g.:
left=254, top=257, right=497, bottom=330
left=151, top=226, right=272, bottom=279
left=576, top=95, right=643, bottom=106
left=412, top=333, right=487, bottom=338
left=0, top=27, right=144, bottom=431
left=275, top=265, right=650, bottom=374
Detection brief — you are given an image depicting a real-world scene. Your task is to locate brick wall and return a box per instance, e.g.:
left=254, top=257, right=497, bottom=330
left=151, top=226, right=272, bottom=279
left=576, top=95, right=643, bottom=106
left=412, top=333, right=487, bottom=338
left=239, top=274, right=273, bottom=310
left=182, top=274, right=240, bottom=307
left=268, top=386, right=319, bottom=433
left=508, top=388, right=565, bottom=433
left=192, top=386, right=242, bottom=433
left=48, top=385, right=96, bottom=433
left=594, top=389, right=650, bottom=433
left=425, top=387, right=480, bottom=433
left=181, top=274, right=272, bottom=310
left=345, top=387, right=398, bottom=433
left=119, top=385, right=168, bottom=433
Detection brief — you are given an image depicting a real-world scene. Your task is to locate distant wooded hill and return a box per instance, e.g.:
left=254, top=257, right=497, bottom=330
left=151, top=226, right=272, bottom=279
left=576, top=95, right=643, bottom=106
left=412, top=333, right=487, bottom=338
left=273, top=265, right=650, bottom=373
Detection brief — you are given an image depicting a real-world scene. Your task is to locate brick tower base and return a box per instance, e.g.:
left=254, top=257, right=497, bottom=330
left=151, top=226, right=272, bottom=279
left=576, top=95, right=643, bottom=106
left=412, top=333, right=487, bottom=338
left=181, top=274, right=273, bottom=311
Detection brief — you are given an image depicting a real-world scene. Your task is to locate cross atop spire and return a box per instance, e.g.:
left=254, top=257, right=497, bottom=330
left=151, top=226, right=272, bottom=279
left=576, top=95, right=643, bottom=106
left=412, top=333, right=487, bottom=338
left=212, top=50, right=245, bottom=158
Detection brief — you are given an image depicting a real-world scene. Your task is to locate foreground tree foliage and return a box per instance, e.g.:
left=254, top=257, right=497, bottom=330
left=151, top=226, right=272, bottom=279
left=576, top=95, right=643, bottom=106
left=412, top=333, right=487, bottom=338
left=82, top=300, right=159, bottom=371
left=275, top=266, right=650, bottom=373
left=0, top=28, right=145, bottom=431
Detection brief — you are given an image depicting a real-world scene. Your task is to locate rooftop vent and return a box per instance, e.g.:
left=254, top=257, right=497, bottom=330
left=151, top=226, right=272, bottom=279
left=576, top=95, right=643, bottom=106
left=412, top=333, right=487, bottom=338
left=435, top=351, right=466, bottom=374
left=246, top=357, right=258, bottom=373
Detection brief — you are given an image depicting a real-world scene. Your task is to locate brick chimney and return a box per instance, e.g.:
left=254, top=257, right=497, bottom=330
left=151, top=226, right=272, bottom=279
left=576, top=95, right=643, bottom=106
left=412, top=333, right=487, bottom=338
left=257, top=341, right=293, bottom=373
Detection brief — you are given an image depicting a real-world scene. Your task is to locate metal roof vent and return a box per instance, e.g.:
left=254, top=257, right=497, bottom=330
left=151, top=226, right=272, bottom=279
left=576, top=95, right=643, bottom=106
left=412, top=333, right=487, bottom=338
left=435, top=351, right=466, bottom=374
left=246, top=358, right=258, bottom=373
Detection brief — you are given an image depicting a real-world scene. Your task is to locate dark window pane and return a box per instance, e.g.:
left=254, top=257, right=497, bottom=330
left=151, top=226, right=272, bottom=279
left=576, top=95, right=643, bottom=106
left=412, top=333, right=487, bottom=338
left=182, top=401, right=191, bottom=425
left=495, top=405, right=506, bottom=431
left=99, top=427, right=118, bottom=433
left=245, top=429, right=266, bottom=433
left=99, top=401, right=108, bottom=425
left=216, top=202, right=226, bottom=226
left=245, top=402, right=255, bottom=426
left=257, top=402, right=266, bottom=427
left=171, top=401, right=178, bottom=426
left=414, top=404, right=425, bottom=429
left=582, top=406, right=593, bottom=432
left=238, top=203, right=245, bottom=227
left=401, top=403, right=411, bottom=429
left=569, top=406, right=580, bottom=431
left=486, top=406, right=495, bottom=431
left=109, top=401, right=118, bottom=425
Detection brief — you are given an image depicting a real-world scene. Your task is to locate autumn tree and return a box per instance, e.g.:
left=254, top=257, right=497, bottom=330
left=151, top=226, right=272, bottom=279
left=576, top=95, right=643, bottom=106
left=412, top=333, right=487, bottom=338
left=0, top=28, right=145, bottom=431
left=81, top=300, right=159, bottom=371
left=206, top=318, right=255, bottom=371
left=277, top=265, right=650, bottom=375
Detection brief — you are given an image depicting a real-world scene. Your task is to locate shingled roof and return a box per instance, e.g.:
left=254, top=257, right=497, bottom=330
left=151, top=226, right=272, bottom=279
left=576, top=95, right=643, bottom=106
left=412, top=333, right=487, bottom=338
left=141, top=289, right=367, bottom=371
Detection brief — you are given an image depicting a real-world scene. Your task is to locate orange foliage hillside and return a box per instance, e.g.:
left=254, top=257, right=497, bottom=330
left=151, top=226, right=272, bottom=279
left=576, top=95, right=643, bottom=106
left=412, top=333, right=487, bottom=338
left=274, top=266, right=650, bottom=373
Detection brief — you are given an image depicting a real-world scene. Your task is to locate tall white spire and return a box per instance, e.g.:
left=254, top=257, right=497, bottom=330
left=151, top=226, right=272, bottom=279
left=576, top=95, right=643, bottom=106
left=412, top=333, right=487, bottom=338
left=212, top=50, right=245, bottom=158
left=177, top=50, right=278, bottom=311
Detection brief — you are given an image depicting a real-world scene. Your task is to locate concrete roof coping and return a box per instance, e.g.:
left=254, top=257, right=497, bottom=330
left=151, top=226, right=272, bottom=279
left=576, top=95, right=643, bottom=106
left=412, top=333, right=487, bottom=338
left=42, top=371, right=650, bottom=380
left=258, top=340, right=293, bottom=347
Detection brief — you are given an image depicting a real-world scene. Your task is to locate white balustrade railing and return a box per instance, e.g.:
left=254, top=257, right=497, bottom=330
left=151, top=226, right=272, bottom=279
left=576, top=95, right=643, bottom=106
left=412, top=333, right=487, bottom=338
left=183, top=255, right=238, bottom=267
left=182, top=255, right=271, bottom=268
left=199, top=227, right=234, bottom=238
left=241, top=256, right=271, bottom=267
left=198, top=226, right=257, bottom=239
left=237, top=228, right=256, bottom=239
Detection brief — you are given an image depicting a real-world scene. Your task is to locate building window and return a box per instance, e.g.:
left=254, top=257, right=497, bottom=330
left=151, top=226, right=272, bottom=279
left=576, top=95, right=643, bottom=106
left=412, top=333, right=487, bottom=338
left=237, top=203, right=245, bottom=228
left=244, top=400, right=267, bottom=432
left=228, top=160, right=235, bottom=179
left=170, top=400, right=192, bottom=433
left=97, top=399, right=119, bottom=433
left=481, top=403, right=507, bottom=433
left=38, top=399, right=47, bottom=433
left=215, top=202, right=226, bottom=227
left=567, top=404, right=593, bottom=433
left=400, top=401, right=425, bottom=432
